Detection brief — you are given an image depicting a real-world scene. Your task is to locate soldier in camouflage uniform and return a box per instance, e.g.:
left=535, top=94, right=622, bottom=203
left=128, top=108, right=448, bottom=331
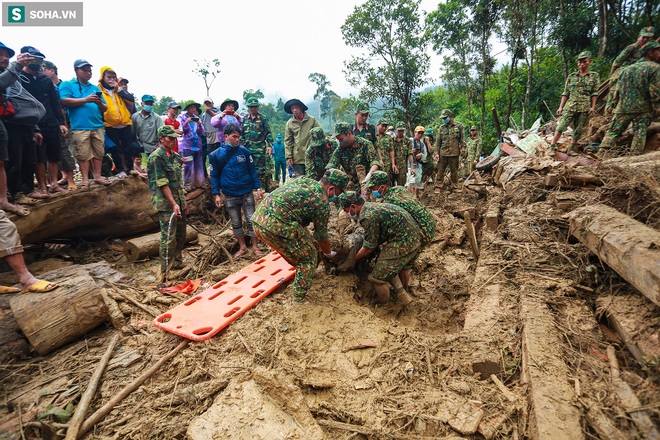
left=365, top=170, right=436, bottom=246
left=465, top=126, right=482, bottom=175
left=600, top=41, right=660, bottom=156
left=550, top=51, right=600, bottom=154
left=326, top=122, right=381, bottom=195
left=337, top=191, right=421, bottom=305
left=147, top=125, right=187, bottom=281
left=305, top=127, right=338, bottom=180
left=252, top=169, right=349, bottom=302
left=606, top=27, right=655, bottom=115
left=242, top=97, right=274, bottom=191
left=375, top=119, right=394, bottom=184
left=422, top=128, right=436, bottom=185
left=353, top=102, right=376, bottom=144
left=435, top=109, right=464, bottom=189
left=391, top=122, right=412, bottom=187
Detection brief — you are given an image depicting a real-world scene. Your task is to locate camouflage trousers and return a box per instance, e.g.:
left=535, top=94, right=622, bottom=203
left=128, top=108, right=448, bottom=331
left=159, top=211, right=186, bottom=274
left=253, top=221, right=319, bottom=302
left=601, top=113, right=650, bottom=156
left=557, top=110, right=589, bottom=140
left=436, top=156, right=459, bottom=186
left=370, top=244, right=421, bottom=284
left=422, top=160, right=436, bottom=182
left=253, top=155, right=272, bottom=193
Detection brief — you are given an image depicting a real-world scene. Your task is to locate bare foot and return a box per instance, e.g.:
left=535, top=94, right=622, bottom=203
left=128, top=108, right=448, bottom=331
left=234, top=247, right=248, bottom=258
left=253, top=247, right=264, bottom=257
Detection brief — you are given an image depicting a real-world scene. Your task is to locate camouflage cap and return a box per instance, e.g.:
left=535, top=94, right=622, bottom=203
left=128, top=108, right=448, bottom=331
left=356, top=102, right=370, bottom=113
left=396, top=121, right=406, bottom=131
left=641, top=40, right=660, bottom=56
left=470, top=125, right=478, bottom=131
left=577, top=50, right=591, bottom=60
left=639, top=26, right=654, bottom=37
left=324, top=168, right=350, bottom=191
left=309, top=127, right=326, bottom=147
left=387, top=125, right=394, bottom=130
left=43, top=60, right=57, bottom=70
left=157, top=125, right=178, bottom=138
left=336, top=191, right=362, bottom=209
left=424, top=128, right=434, bottom=136
left=377, top=118, right=389, bottom=126
left=334, top=122, right=352, bottom=136
left=440, top=109, right=452, bottom=118
left=365, top=170, right=390, bottom=187
left=246, top=97, right=260, bottom=107
left=414, top=125, right=425, bottom=133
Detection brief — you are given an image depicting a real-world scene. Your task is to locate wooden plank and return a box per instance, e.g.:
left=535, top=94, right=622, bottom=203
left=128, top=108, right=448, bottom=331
left=521, top=294, right=583, bottom=440
left=569, top=204, right=660, bottom=306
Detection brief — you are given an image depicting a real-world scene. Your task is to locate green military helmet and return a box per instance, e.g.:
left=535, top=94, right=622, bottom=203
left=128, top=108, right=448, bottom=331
left=157, top=125, right=178, bottom=138
left=43, top=60, right=57, bottom=70
left=470, top=125, right=478, bottom=131
left=324, top=168, right=350, bottom=191
left=365, top=170, right=389, bottom=187
left=440, top=109, right=452, bottom=118
left=334, top=122, right=352, bottom=136
left=377, top=118, right=389, bottom=126
left=577, top=50, right=592, bottom=60
left=396, top=121, right=406, bottom=131
left=641, top=41, right=660, bottom=56
left=337, top=190, right=362, bottom=209
left=639, top=26, right=654, bottom=37
left=424, top=128, right=434, bottom=136
left=309, top=127, right=326, bottom=147
left=356, top=102, right=370, bottom=113
left=246, top=97, right=260, bottom=107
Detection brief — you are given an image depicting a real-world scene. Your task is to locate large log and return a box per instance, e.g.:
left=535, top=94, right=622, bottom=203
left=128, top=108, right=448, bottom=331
left=11, top=175, right=209, bottom=244
left=568, top=204, right=660, bottom=306
left=12, top=175, right=157, bottom=244
left=7, top=262, right=131, bottom=356
left=10, top=272, right=108, bottom=355
left=124, top=227, right=199, bottom=261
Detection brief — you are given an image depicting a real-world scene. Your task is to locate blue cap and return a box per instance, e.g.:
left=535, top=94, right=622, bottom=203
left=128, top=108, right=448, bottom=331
left=141, top=94, right=155, bottom=103
left=0, top=42, right=15, bottom=58
left=73, top=59, right=92, bottom=69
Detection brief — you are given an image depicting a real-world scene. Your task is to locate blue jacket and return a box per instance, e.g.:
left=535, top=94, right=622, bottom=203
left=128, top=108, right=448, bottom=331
left=209, top=143, right=261, bottom=197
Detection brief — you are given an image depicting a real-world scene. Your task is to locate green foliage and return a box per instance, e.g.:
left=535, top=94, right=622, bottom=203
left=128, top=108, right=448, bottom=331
left=242, top=89, right=264, bottom=106
left=192, top=59, right=221, bottom=96
left=341, top=0, right=430, bottom=128
left=154, top=95, right=175, bottom=116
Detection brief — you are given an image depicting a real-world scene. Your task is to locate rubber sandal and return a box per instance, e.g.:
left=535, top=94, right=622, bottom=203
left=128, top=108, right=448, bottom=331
left=78, top=182, right=90, bottom=192
left=15, top=195, right=40, bottom=205
left=49, top=185, right=68, bottom=194
left=57, top=178, right=68, bottom=186
left=68, top=183, right=78, bottom=191
left=94, top=178, right=111, bottom=186
left=27, top=191, right=49, bottom=199
left=3, top=204, right=30, bottom=216
left=22, top=279, right=58, bottom=293
left=0, top=285, right=21, bottom=294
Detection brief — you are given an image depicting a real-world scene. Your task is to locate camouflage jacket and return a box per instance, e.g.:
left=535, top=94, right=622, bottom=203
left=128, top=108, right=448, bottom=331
left=435, top=122, right=465, bottom=157
left=392, top=136, right=412, bottom=171
left=375, top=133, right=394, bottom=172
left=147, top=146, right=185, bottom=212
left=305, top=136, right=339, bottom=180
left=359, top=202, right=421, bottom=256
left=382, top=186, right=436, bottom=244
left=611, top=59, right=660, bottom=115
left=325, top=136, right=379, bottom=186
left=252, top=176, right=330, bottom=242
left=612, top=42, right=643, bottom=74
left=562, top=70, right=600, bottom=112
left=353, top=123, right=376, bottom=144
left=242, top=112, right=273, bottom=154
left=466, top=136, right=482, bottom=159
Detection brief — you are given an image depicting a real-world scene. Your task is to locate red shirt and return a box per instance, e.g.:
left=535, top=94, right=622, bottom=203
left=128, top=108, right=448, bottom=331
left=165, top=117, right=181, bottom=153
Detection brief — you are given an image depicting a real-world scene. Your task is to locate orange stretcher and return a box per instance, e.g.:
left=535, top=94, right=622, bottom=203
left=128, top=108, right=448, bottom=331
left=154, top=251, right=295, bottom=341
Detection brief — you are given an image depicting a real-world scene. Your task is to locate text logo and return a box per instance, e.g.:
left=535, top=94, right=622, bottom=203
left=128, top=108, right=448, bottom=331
left=3, top=2, right=83, bottom=26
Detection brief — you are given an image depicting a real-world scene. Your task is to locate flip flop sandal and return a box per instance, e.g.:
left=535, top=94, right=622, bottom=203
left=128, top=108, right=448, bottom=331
left=68, top=183, right=78, bottom=190
left=0, top=286, right=21, bottom=294
left=3, top=204, right=30, bottom=216
left=27, top=191, right=49, bottom=199
left=22, top=279, right=58, bottom=293
left=16, top=195, right=40, bottom=205
left=78, top=182, right=90, bottom=192
left=49, top=186, right=68, bottom=194
left=94, top=178, right=111, bottom=186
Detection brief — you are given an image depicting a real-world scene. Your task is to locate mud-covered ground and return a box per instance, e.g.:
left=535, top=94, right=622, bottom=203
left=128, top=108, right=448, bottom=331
left=1, top=158, right=658, bottom=439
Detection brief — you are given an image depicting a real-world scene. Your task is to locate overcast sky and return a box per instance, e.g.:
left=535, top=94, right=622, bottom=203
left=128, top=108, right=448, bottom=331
left=3, top=0, right=498, bottom=107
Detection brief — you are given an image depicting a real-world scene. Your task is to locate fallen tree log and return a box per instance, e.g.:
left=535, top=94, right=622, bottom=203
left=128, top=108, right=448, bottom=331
left=568, top=204, right=660, bottom=306
left=124, top=227, right=199, bottom=261
left=11, top=175, right=208, bottom=244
